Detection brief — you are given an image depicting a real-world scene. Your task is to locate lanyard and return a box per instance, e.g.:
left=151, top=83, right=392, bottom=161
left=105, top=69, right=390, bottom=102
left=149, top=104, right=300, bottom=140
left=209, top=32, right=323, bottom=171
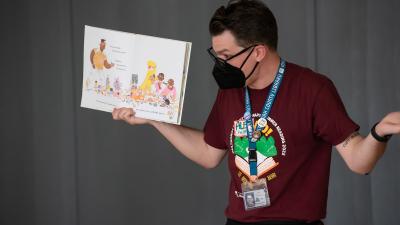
left=244, top=59, right=286, bottom=176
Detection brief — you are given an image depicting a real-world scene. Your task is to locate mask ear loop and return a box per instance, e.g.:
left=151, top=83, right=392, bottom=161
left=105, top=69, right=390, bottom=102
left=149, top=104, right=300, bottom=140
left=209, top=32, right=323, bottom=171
left=239, top=46, right=259, bottom=81
left=239, top=46, right=256, bottom=69
left=245, top=62, right=259, bottom=81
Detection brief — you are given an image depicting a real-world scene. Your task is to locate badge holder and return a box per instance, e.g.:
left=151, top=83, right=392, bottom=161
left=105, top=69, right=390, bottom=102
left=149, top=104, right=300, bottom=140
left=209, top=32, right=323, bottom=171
left=241, top=178, right=270, bottom=211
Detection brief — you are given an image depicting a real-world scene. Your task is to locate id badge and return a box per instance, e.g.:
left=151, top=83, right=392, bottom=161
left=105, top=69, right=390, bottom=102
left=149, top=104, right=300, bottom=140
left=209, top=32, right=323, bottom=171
left=241, top=178, right=270, bottom=210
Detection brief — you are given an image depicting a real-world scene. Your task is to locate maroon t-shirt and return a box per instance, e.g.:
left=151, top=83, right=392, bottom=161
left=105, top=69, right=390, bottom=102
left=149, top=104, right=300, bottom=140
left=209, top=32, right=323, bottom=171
left=204, top=62, right=359, bottom=223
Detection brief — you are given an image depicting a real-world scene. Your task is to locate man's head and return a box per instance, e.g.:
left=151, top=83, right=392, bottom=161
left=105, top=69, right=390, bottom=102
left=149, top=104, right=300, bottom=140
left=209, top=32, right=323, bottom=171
left=100, top=39, right=106, bottom=51
left=208, top=0, right=279, bottom=88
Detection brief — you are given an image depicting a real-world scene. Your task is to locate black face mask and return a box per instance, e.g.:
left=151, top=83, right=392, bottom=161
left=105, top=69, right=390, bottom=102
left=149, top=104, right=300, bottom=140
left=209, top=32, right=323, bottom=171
left=208, top=45, right=259, bottom=89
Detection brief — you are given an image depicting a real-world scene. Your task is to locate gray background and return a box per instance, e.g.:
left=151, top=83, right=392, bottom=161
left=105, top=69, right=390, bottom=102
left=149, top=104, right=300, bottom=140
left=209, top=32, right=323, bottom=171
left=1, top=0, right=399, bottom=225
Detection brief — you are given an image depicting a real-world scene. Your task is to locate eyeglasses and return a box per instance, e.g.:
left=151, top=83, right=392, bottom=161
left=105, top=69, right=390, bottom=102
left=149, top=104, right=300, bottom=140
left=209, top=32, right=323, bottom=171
left=207, top=45, right=256, bottom=65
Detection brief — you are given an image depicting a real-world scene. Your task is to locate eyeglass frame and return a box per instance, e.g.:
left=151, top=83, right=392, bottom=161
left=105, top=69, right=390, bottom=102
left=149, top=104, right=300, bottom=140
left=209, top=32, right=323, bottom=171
left=207, top=45, right=257, bottom=65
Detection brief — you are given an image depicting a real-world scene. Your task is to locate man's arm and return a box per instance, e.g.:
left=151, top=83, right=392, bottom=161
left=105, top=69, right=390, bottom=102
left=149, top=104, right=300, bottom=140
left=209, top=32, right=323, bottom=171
left=104, top=59, right=114, bottom=69
left=112, top=107, right=227, bottom=169
left=336, top=112, right=400, bottom=174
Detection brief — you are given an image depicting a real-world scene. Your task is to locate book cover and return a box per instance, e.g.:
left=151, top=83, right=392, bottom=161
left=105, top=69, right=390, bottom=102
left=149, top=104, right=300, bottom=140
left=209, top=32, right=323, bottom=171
left=81, top=25, right=191, bottom=124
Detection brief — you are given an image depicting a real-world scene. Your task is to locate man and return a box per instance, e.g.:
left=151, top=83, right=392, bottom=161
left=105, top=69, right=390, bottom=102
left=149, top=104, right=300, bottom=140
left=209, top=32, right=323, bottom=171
left=89, top=39, right=114, bottom=89
left=90, top=39, right=114, bottom=70
left=112, top=1, right=400, bottom=224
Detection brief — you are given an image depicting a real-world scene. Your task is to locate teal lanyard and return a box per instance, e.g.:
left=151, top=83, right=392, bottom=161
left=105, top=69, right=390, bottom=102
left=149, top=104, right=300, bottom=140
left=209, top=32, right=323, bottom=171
left=244, top=59, right=286, bottom=176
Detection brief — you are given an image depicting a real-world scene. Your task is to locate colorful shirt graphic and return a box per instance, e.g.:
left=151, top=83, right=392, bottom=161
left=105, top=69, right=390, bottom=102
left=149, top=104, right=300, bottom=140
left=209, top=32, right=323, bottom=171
left=231, top=115, right=282, bottom=180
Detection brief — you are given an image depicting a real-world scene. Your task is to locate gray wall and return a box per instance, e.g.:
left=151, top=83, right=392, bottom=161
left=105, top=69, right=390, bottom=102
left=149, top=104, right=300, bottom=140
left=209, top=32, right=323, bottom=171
left=1, top=0, right=399, bottom=225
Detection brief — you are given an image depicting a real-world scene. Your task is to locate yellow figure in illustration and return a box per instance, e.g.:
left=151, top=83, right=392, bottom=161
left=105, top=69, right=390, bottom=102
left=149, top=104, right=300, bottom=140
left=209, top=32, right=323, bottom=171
left=90, top=39, right=114, bottom=70
left=88, top=39, right=114, bottom=90
left=139, top=60, right=157, bottom=93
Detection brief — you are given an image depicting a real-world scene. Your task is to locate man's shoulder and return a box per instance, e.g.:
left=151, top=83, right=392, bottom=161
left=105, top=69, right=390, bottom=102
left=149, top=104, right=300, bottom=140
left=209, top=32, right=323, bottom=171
left=285, top=62, right=332, bottom=88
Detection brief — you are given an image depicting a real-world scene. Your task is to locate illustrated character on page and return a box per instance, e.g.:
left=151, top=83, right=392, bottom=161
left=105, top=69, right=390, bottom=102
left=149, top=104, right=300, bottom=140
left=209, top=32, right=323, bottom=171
left=113, top=77, right=122, bottom=98
left=160, top=78, right=177, bottom=106
left=139, top=60, right=157, bottom=95
left=155, top=73, right=165, bottom=94
left=146, top=74, right=159, bottom=105
left=89, top=39, right=115, bottom=89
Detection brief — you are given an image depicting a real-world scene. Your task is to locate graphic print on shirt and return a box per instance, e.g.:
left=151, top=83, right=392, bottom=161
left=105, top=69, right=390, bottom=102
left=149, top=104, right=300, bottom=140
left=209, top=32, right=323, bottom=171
left=230, top=113, right=287, bottom=184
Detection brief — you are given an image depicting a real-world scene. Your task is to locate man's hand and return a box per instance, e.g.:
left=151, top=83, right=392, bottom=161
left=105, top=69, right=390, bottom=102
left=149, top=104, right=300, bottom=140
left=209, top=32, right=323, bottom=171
left=112, top=107, right=150, bottom=125
left=375, top=111, right=400, bottom=137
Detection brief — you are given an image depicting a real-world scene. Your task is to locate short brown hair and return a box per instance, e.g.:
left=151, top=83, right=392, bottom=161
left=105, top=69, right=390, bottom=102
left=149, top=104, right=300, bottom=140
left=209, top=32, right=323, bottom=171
left=209, top=0, right=278, bottom=50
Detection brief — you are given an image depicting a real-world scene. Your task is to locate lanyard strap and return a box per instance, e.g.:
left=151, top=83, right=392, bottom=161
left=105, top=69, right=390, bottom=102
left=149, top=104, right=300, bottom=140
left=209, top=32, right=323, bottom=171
left=245, top=59, right=286, bottom=176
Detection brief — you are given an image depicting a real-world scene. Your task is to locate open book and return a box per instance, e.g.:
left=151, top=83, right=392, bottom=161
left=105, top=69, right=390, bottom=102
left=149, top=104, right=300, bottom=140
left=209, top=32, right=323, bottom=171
left=235, top=156, right=279, bottom=179
left=80, top=25, right=191, bottom=124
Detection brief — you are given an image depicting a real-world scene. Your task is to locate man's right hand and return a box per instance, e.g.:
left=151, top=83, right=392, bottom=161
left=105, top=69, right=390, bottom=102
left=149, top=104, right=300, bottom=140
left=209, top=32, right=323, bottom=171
left=112, top=107, right=150, bottom=125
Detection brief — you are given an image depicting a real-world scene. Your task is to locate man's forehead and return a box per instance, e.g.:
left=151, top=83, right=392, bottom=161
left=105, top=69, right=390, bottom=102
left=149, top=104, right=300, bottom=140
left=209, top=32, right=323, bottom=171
left=211, top=30, right=240, bottom=53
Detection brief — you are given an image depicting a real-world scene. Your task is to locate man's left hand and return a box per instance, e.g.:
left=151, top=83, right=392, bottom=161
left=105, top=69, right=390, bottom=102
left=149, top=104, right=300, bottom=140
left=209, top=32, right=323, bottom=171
left=375, top=112, right=400, bottom=137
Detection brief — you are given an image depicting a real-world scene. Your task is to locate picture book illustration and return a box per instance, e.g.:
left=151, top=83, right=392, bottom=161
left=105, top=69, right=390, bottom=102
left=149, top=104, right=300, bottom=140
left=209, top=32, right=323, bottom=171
left=81, top=25, right=191, bottom=124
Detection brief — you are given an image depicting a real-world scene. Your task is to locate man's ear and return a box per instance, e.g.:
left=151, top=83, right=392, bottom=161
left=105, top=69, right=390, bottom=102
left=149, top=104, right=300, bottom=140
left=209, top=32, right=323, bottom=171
left=254, top=45, right=268, bottom=62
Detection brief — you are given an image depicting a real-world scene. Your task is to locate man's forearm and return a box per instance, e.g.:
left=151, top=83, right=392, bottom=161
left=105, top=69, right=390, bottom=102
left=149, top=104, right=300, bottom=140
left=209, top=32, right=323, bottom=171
left=347, top=134, right=387, bottom=174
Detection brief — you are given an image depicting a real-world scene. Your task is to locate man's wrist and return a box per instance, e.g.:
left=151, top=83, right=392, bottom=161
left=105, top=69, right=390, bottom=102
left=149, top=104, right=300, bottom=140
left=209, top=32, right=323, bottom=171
left=371, top=122, right=392, bottom=143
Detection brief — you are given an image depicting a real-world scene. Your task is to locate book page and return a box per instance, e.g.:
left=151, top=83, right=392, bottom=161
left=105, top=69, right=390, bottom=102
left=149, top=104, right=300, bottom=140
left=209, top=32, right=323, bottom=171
left=81, top=25, right=135, bottom=112
left=131, top=35, right=188, bottom=124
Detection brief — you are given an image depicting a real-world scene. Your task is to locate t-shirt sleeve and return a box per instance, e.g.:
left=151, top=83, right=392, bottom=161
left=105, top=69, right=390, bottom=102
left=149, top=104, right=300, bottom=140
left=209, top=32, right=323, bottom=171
left=312, top=79, right=360, bottom=146
left=203, top=90, right=228, bottom=150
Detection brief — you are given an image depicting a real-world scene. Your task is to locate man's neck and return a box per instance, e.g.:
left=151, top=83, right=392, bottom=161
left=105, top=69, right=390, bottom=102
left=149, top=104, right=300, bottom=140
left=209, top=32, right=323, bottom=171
left=247, top=53, right=281, bottom=90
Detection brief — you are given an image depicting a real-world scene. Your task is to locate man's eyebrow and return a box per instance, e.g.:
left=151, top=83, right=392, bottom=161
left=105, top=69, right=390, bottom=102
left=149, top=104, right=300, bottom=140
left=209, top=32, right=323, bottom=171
left=214, top=48, right=230, bottom=55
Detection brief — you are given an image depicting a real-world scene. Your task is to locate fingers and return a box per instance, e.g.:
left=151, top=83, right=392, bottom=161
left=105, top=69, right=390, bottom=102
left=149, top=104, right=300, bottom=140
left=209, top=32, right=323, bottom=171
left=379, top=111, right=400, bottom=135
left=378, top=121, right=400, bottom=136
left=112, top=107, right=150, bottom=125
left=384, top=111, right=400, bottom=122
left=112, top=108, right=120, bottom=120
left=386, top=123, right=400, bottom=135
left=112, top=107, right=135, bottom=121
